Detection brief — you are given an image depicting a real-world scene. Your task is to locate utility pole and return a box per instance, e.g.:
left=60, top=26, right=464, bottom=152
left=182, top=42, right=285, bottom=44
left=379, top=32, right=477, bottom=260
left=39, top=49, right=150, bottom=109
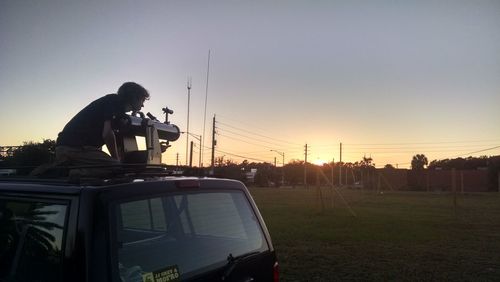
left=331, top=157, right=334, bottom=185
left=185, top=77, right=192, bottom=165
left=331, top=157, right=335, bottom=208
left=211, top=115, right=216, bottom=174
left=270, top=150, right=285, bottom=186
left=182, top=132, right=202, bottom=168
left=176, top=153, right=179, bottom=167
left=199, top=135, right=202, bottom=167
left=339, top=142, right=342, bottom=186
left=304, top=143, right=308, bottom=189
left=189, top=141, right=194, bottom=167
left=281, top=153, right=285, bottom=185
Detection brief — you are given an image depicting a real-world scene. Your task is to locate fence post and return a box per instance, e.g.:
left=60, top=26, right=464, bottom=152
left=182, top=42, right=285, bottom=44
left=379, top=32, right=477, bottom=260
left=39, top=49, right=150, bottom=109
left=345, top=167, right=348, bottom=186
left=426, top=171, right=430, bottom=192
left=377, top=172, right=381, bottom=193
left=316, top=169, right=325, bottom=212
left=452, top=168, right=457, bottom=216
left=498, top=172, right=500, bottom=193
left=460, top=171, right=464, bottom=194
left=452, top=168, right=456, bottom=191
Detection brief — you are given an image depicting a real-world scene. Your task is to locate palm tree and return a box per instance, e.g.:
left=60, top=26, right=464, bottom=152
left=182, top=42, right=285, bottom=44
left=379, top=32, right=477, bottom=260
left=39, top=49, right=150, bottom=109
left=1, top=202, right=64, bottom=277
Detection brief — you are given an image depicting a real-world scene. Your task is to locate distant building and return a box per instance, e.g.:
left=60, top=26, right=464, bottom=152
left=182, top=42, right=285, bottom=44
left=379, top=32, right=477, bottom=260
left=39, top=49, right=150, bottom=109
left=245, top=168, right=257, bottom=183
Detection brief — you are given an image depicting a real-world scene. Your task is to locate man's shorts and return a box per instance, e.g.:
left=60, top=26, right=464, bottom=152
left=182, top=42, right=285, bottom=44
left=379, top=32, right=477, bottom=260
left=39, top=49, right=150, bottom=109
left=55, top=146, right=119, bottom=178
left=55, top=146, right=119, bottom=166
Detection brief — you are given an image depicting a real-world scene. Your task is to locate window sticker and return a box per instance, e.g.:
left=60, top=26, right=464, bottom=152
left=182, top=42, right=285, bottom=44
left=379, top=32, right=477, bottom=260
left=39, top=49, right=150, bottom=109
left=142, top=265, right=180, bottom=282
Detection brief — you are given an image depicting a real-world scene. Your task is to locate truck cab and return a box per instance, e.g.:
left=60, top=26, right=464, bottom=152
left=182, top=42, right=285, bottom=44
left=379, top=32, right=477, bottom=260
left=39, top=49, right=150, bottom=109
left=0, top=176, right=279, bottom=282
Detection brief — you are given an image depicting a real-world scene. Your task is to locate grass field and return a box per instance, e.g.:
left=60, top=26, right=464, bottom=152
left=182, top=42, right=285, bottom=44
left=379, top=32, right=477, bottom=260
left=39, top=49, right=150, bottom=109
left=248, top=187, right=500, bottom=281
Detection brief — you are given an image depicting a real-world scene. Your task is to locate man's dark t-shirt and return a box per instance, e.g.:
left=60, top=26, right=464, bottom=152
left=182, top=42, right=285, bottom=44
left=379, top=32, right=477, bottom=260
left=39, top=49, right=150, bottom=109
left=57, top=94, right=125, bottom=147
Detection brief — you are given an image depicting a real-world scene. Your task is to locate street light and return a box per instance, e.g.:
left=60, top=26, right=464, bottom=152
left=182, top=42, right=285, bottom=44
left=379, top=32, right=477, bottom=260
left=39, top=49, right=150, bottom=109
left=270, top=149, right=285, bottom=185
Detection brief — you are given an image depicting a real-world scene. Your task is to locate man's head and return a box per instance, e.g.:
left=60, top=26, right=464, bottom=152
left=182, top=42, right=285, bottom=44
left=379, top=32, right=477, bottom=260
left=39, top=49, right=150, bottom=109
left=117, top=82, right=150, bottom=112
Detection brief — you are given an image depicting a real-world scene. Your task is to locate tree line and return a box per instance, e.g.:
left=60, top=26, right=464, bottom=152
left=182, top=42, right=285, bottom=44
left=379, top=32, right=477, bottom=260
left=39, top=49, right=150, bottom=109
left=1, top=140, right=499, bottom=188
left=0, top=140, right=56, bottom=174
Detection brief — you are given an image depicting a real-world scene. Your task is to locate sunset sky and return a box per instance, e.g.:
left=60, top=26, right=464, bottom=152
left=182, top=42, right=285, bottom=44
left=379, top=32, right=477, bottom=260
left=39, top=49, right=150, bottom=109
left=1, top=1, right=499, bottom=168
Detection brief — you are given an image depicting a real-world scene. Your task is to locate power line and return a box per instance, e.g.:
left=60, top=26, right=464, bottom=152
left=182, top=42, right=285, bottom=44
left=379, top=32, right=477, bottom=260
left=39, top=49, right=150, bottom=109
left=341, top=144, right=500, bottom=150
left=343, top=139, right=500, bottom=146
left=217, top=128, right=302, bottom=149
left=217, top=133, right=278, bottom=150
left=217, top=125, right=298, bottom=147
left=343, top=149, right=499, bottom=154
left=343, top=145, right=500, bottom=156
left=308, top=139, right=500, bottom=149
left=217, top=120, right=302, bottom=146
left=217, top=115, right=302, bottom=146
left=373, top=145, right=500, bottom=168
left=449, top=145, right=500, bottom=159
left=236, top=149, right=286, bottom=155
left=216, top=131, right=305, bottom=163
left=215, top=149, right=269, bottom=163
left=216, top=140, right=282, bottom=161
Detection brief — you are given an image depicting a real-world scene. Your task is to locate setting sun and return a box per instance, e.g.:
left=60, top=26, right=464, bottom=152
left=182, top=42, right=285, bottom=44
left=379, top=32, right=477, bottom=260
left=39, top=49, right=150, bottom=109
left=312, top=159, right=329, bottom=166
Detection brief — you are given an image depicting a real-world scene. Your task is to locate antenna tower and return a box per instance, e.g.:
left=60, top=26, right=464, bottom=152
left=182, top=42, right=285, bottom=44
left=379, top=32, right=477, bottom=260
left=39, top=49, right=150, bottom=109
left=185, top=76, right=192, bottom=165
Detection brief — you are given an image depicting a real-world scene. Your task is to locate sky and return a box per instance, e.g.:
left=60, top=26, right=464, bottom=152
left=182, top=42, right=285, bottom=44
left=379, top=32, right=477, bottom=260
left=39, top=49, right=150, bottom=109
left=1, top=0, right=499, bottom=168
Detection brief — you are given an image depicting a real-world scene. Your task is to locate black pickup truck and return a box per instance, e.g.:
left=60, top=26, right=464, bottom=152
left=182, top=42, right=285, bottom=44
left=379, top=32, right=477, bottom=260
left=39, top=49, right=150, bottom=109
left=0, top=176, right=279, bottom=282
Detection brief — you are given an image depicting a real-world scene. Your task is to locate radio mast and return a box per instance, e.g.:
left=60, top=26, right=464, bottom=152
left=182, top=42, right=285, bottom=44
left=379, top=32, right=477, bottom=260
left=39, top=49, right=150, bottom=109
left=185, top=76, right=192, bottom=165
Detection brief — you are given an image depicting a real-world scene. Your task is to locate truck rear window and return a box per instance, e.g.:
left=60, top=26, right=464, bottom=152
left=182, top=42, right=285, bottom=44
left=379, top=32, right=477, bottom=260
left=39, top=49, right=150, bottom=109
left=113, top=191, right=268, bottom=281
left=0, top=198, right=67, bottom=282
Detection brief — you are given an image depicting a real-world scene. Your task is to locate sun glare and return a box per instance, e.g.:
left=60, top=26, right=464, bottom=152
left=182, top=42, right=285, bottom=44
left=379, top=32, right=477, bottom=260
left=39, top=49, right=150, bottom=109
left=312, top=159, right=328, bottom=166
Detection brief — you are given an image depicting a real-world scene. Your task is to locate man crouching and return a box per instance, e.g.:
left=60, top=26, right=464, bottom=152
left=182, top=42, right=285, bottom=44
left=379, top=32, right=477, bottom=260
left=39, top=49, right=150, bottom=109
left=55, top=82, right=149, bottom=176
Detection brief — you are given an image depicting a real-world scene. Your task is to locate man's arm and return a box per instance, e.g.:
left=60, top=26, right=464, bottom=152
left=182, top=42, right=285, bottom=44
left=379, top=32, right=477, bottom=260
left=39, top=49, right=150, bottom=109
left=102, top=120, right=121, bottom=162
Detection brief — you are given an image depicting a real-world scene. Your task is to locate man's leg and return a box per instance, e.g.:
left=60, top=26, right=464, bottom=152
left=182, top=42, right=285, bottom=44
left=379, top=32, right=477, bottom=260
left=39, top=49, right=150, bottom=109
left=57, top=146, right=119, bottom=178
left=70, top=146, right=119, bottom=166
left=30, top=146, right=72, bottom=176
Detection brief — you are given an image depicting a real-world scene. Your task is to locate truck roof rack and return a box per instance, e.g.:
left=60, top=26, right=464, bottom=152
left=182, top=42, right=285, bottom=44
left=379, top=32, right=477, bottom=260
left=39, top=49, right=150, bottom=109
left=0, top=163, right=205, bottom=186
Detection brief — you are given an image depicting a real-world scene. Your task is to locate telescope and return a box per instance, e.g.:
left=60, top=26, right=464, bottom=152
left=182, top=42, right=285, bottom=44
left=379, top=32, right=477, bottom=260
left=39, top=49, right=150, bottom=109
left=113, top=107, right=180, bottom=165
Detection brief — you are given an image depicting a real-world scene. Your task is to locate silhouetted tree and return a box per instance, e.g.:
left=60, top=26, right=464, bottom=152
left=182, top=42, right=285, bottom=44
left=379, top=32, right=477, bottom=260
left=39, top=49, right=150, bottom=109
left=384, top=164, right=395, bottom=169
left=224, top=159, right=237, bottom=166
left=1, top=140, right=56, bottom=174
left=0, top=202, right=64, bottom=280
left=215, top=156, right=225, bottom=167
left=360, top=156, right=374, bottom=168
left=284, top=160, right=304, bottom=187
left=488, top=156, right=500, bottom=191
left=240, top=160, right=249, bottom=169
left=411, top=154, right=428, bottom=170
left=213, top=160, right=246, bottom=182
left=428, top=156, right=489, bottom=170
left=426, top=155, right=499, bottom=191
left=252, top=163, right=273, bottom=187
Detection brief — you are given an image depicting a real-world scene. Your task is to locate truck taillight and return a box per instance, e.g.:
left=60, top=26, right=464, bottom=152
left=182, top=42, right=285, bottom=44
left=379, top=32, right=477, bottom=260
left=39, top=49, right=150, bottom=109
left=273, top=261, right=279, bottom=282
left=175, top=180, right=200, bottom=188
